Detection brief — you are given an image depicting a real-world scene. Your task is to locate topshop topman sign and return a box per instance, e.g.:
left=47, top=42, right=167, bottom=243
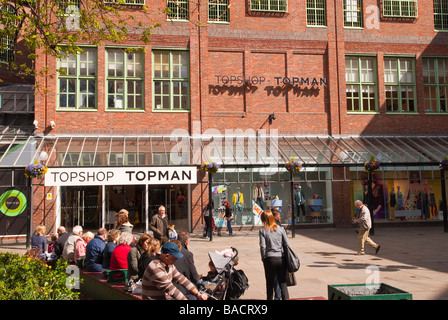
left=44, top=167, right=197, bottom=187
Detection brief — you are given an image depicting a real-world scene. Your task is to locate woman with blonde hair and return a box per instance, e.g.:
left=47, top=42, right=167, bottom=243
left=31, top=225, right=47, bottom=253
left=138, top=238, right=161, bottom=279
left=259, top=210, right=289, bottom=300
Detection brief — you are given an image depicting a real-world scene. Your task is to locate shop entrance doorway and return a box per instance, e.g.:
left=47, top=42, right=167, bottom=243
left=105, top=185, right=146, bottom=232
left=60, top=184, right=189, bottom=233
left=147, top=185, right=189, bottom=232
left=60, top=186, right=102, bottom=231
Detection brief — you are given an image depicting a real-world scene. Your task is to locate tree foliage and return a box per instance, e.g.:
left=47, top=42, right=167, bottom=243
left=0, top=0, right=163, bottom=80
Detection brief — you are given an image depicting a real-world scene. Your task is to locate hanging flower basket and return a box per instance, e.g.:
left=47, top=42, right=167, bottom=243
left=25, top=162, right=48, bottom=178
left=285, top=158, right=302, bottom=173
left=440, top=157, right=448, bottom=171
left=364, top=156, right=380, bottom=174
left=200, top=162, right=220, bottom=174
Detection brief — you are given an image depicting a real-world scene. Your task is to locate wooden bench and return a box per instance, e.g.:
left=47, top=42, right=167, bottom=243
left=80, top=270, right=142, bottom=300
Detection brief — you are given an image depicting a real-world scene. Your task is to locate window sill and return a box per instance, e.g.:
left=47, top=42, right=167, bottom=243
left=105, top=109, right=145, bottom=112
left=56, top=108, right=98, bottom=112
left=152, top=109, right=190, bottom=113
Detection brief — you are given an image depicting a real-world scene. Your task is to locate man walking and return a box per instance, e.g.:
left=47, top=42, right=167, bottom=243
left=354, top=200, right=381, bottom=255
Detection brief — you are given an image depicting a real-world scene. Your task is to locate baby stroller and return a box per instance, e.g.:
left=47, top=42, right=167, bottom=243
left=198, top=247, right=249, bottom=300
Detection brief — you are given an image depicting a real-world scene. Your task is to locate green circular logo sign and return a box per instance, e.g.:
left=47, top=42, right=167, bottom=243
left=0, top=190, right=27, bottom=217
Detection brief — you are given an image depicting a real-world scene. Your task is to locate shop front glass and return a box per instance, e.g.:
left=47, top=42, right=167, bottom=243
left=61, top=186, right=102, bottom=231
left=350, top=168, right=445, bottom=221
left=61, top=184, right=189, bottom=233
left=211, top=167, right=333, bottom=227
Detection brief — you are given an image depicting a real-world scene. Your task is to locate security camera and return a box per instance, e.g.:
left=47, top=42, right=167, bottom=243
left=33, top=120, right=38, bottom=129
left=50, top=121, right=55, bottom=129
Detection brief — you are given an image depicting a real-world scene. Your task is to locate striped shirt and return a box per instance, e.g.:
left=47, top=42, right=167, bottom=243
left=141, top=254, right=196, bottom=300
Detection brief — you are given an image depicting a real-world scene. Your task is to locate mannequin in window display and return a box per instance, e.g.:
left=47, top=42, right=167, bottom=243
left=404, top=174, right=426, bottom=214
left=429, top=186, right=438, bottom=219
left=294, top=186, right=306, bottom=223
left=253, top=183, right=265, bottom=210
left=389, top=186, right=396, bottom=221
left=362, top=184, right=368, bottom=205
left=419, top=186, right=430, bottom=220
left=396, top=185, right=404, bottom=210
left=232, top=187, right=244, bottom=225
left=369, top=179, right=385, bottom=219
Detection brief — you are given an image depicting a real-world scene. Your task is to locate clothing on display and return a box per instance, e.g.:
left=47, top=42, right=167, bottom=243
left=253, top=184, right=264, bottom=210
left=294, top=186, right=306, bottom=222
left=232, top=188, right=244, bottom=225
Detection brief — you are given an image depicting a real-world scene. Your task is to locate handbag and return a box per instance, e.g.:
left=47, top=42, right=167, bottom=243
left=284, top=244, right=300, bottom=273
left=286, top=272, right=297, bottom=286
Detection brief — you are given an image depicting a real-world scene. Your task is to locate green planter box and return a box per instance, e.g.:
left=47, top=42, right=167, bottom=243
left=328, top=283, right=412, bottom=300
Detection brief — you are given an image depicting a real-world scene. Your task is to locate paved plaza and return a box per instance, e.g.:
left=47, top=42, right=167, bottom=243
left=188, top=225, right=448, bottom=300
left=1, top=225, right=448, bottom=300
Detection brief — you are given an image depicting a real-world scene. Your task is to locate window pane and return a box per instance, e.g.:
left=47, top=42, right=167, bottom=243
left=153, top=50, right=189, bottom=110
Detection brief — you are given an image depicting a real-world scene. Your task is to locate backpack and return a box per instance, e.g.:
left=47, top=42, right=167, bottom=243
left=227, top=269, right=249, bottom=299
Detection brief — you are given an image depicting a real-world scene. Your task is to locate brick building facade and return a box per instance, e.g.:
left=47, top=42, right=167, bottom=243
left=2, top=0, right=448, bottom=239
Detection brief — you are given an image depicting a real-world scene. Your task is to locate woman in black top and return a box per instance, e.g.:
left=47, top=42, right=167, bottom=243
left=224, top=201, right=233, bottom=236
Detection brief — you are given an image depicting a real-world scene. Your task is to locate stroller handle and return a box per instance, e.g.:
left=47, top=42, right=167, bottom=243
left=231, top=247, right=238, bottom=260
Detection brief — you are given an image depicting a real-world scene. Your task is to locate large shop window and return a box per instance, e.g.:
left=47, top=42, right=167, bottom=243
left=211, top=167, right=333, bottom=228
left=350, top=169, right=444, bottom=222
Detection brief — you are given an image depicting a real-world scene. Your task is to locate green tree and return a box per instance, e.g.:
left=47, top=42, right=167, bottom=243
left=0, top=0, right=164, bottom=82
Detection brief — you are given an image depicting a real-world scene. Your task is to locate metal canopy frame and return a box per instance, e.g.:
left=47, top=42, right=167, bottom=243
left=0, top=134, right=447, bottom=168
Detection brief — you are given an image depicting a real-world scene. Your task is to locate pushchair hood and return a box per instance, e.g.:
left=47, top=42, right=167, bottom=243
left=208, top=251, right=233, bottom=273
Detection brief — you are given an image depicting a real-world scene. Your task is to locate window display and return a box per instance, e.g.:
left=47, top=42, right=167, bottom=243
left=211, top=167, right=333, bottom=226
left=351, top=170, right=444, bottom=221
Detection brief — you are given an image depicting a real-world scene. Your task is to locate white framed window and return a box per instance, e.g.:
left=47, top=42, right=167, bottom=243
left=250, top=0, right=287, bottom=12
left=382, top=0, right=417, bottom=18
left=208, top=0, right=230, bottom=22
left=344, top=0, right=363, bottom=28
left=166, top=0, right=189, bottom=20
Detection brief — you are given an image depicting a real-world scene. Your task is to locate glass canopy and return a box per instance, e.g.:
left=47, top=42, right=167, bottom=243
left=1, top=134, right=447, bottom=168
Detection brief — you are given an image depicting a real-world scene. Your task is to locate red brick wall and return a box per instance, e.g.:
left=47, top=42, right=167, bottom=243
left=29, top=0, right=448, bottom=232
left=32, top=0, right=448, bottom=137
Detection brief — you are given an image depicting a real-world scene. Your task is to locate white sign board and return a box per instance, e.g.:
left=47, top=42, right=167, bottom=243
left=45, top=167, right=197, bottom=186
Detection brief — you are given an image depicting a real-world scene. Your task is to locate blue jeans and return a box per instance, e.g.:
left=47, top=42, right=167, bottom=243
left=227, top=218, right=233, bottom=235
